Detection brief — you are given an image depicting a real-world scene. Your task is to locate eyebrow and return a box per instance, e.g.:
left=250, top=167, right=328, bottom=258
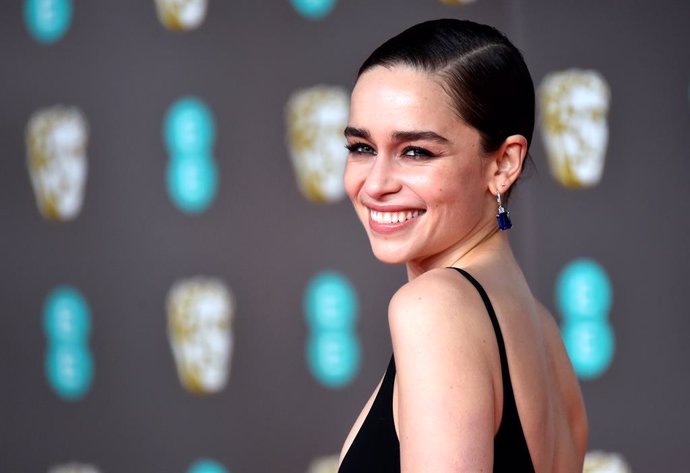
left=344, top=127, right=449, bottom=144
left=392, top=130, right=450, bottom=144
left=344, top=127, right=370, bottom=139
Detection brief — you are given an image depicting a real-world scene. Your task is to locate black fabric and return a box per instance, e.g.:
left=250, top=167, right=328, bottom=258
left=338, top=267, right=535, bottom=473
left=338, top=356, right=400, bottom=473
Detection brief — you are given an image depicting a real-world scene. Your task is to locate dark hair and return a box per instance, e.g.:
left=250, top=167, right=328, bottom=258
left=358, top=19, right=535, bottom=201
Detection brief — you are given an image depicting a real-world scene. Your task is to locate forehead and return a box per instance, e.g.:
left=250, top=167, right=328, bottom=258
left=350, top=66, right=458, bottom=133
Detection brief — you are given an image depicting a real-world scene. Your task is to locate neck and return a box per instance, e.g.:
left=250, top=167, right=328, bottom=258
left=405, top=221, right=512, bottom=281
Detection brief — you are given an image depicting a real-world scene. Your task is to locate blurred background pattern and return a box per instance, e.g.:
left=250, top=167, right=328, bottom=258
left=1, top=1, right=689, bottom=471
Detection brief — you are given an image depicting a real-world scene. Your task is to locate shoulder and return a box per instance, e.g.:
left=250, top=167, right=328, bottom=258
left=388, top=266, right=502, bottom=400
left=388, top=267, right=495, bottom=345
left=388, top=268, right=500, bottom=470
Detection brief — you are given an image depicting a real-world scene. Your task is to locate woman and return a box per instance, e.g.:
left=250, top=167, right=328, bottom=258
left=337, top=19, right=587, bottom=473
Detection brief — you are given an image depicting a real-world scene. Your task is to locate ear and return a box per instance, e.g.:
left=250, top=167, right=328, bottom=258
left=487, top=134, right=528, bottom=195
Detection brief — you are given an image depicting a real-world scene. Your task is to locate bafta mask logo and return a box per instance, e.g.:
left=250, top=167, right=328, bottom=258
left=164, top=96, right=219, bottom=214
left=167, top=277, right=234, bottom=394
left=26, top=106, right=89, bottom=222
left=538, top=69, right=611, bottom=188
left=307, top=455, right=339, bottom=473
left=304, top=271, right=360, bottom=388
left=584, top=451, right=631, bottom=473
left=556, top=258, right=615, bottom=380
left=43, top=286, right=94, bottom=401
left=290, top=0, right=337, bottom=20
left=154, top=0, right=208, bottom=31
left=286, top=86, right=349, bottom=203
left=48, top=463, right=101, bottom=473
left=24, top=0, right=73, bottom=44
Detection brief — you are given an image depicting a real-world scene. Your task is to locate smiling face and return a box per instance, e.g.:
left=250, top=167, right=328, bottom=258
left=344, top=66, right=495, bottom=268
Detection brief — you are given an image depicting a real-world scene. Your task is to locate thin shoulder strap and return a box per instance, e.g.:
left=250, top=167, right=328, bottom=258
left=449, top=267, right=511, bottom=378
left=448, top=267, right=534, bottom=473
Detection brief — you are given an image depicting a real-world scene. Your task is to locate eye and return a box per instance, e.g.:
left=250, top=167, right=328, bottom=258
left=345, top=142, right=377, bottom=156
left=402, top=146, right=435, bottom=159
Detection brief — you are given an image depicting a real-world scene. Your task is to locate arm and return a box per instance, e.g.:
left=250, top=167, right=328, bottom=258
left=389, top=269, right=500, bottom=473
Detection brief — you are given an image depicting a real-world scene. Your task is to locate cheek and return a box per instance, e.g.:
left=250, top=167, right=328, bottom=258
left=421, top=168, right=477, bottom=213
left=406, top=168, right=460, bottom=203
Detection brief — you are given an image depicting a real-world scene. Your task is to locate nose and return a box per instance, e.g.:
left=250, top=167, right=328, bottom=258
left=363, top=155, right=401, bottom=200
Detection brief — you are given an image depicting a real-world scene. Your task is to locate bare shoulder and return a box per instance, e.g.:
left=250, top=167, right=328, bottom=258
left=388, top=268, right=501, bottom=471
left=388, top=267, right=499, bottom=363
left=389, top=267, right=488, bottom=328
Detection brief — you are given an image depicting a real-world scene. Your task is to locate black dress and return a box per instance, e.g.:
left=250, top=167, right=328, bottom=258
left=338, top=268, right=535, bottom=473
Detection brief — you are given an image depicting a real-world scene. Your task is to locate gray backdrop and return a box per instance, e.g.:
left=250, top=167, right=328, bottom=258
left=1, top=0, right=689, bottom=471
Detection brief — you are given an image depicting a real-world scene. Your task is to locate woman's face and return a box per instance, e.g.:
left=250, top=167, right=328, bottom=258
left=344, top=65, right=494, bottom=267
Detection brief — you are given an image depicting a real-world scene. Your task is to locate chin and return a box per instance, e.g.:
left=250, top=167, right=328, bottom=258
left=368, top=242, right=411, bottom=265
left=372, top=253, right=406, bottom=265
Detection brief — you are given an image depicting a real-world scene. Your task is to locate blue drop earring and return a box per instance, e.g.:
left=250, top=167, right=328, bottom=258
left=496, top=190, right=512, bottom=231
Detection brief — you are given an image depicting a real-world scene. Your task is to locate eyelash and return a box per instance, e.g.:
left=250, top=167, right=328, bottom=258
left=345, top=143, right=436, bottom=160
left=345, top=143, right=376, bottom=155
left=402, top=146, right=435, bottom=159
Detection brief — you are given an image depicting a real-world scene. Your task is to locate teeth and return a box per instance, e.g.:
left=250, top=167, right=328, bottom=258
left=370, top=209, right=423, bottom=224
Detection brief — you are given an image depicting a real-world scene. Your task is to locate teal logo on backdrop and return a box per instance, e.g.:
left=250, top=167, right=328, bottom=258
left=556, top=258, right=612, bottom=322
left=165, top=98, right=216, bottom=154
left=304, top=271, right=360, bottom=388
left=188, top=459, right=229, bottom=473
left=560, top=321, right=615, bottom=379
left=290, top=0, right=337, bottom=19
left=43, top=286, right=94, bottom=400
left=24, top=0, right=72, bottom=44
left=164, top=97, right=218, bottom=214
left=556, top=258, right=615, bottom=379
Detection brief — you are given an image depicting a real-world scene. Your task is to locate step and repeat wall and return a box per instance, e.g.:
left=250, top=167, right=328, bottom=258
left=1, top=1, right=688, bottom=472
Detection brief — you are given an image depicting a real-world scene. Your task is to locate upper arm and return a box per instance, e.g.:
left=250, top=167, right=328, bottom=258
left=389, top=270, right=499, bottom=473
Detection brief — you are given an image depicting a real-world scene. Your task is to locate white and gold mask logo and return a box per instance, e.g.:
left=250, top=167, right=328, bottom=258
left=584, top=451, right=631, bottom=473
left=306, top=455, right=339, bottom=473
left=26, top=106, right=88, bottom=221
left=167, top=277, right=235, bottom=394
left=286, top=86, right=349, bottom=203
left=154, top=0, right=208, bottom=31
left=538, top=69, right=611, bottom=188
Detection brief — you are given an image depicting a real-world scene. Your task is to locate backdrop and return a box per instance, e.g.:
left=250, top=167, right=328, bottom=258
left=2, top=1, right=689, bottom=472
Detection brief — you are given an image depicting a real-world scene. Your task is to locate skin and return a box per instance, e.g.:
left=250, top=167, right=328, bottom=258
left=338, top=65, right=588, bottom=472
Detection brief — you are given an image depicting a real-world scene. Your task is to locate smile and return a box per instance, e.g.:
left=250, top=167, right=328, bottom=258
left=369, top=209, right=425, bottom=224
